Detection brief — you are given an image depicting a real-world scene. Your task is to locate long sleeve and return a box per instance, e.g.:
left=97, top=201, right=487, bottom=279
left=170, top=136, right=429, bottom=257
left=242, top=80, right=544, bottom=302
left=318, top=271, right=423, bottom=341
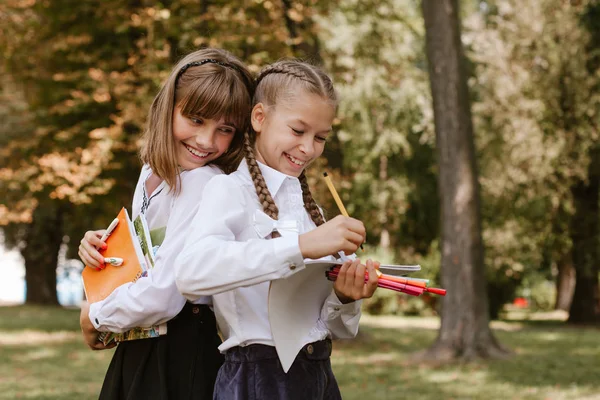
left=319, top=291, right=362, bottom=339
left=175, top=175, right=306, bottom=300
left=89, top=168, right=219, bottom=332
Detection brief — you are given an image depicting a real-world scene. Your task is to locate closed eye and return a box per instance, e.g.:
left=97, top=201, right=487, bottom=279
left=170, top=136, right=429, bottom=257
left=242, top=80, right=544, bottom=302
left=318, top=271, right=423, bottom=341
left=190, top=117, right=204, bottom=125
left=219, top=126, right=236, bottom=134
left=315, top=136, right=327, bottom=143
left=291, top=127, right=304, bottom=135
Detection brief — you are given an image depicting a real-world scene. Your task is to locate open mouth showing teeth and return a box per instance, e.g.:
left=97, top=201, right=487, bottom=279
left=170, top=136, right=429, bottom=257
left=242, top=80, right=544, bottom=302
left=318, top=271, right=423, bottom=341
left=285, top=153, right=306, bottom=167
left=184, top=144, right=210, bottom=158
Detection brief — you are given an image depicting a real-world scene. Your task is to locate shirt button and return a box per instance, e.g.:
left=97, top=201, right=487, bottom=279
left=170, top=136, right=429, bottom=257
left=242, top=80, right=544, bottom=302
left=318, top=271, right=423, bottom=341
left=334, top=307, right=341, bottom=312
left=290, top=264, right=296, bottom=270
left=192, top=306, right=200, bottom=314
left=306, top=344, right=314, bottom=355
left=95, top=318, right=99, bottom=324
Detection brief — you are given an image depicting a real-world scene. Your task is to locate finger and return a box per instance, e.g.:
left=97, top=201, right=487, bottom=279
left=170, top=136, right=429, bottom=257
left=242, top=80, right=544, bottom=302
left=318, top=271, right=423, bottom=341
left=81, top=230, right=106, bottom=249
left=84, top=231, right=108, bottom=251
left=335, top=260, right=352, bottom=288
left=352, top=262, right=366, bottom=299
left=364, top=259, right=379, bottom=298
left=81, top=241, right=106, bottom=267
left=343, top=231, right=365, bottom=248
left=345, top=218, right=366, bottom=237
left=340, top=259, right=359, bottom=295
left=341, top=240, right=360, bottom=256
left=79, top=247, right=102, bottom=269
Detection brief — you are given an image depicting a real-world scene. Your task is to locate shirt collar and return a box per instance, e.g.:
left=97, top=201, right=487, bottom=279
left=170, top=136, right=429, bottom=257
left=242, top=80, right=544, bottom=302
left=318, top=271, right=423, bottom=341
left=238, top=158, right=297, bottom=197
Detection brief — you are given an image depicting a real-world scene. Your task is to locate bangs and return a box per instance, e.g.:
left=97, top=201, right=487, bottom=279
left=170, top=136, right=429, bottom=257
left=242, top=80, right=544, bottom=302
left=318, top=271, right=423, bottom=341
left=177, top=71, right=251, bottom=132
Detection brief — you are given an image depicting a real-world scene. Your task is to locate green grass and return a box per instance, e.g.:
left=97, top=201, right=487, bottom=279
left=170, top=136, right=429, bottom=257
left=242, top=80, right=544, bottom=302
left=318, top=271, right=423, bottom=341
left=1, top=306, right=599, bottom=399
left=334, top=315, right=600, bottom=400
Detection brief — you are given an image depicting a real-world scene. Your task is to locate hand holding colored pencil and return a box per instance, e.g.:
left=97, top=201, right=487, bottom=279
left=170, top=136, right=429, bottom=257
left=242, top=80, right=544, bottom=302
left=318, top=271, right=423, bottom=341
left=326, top=266, right=446, bottom=297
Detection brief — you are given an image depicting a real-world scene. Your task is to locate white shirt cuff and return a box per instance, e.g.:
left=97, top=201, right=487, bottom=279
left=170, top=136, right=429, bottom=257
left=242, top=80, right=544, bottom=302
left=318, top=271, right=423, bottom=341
left=324, top=291, right=362, bottom=319
left=273, top=233, right=305, bottom=277
left=88, top=301, right=105, bottom=331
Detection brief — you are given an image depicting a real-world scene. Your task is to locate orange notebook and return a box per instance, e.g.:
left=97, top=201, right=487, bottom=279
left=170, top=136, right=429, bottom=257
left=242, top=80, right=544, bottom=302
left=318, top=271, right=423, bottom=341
left=81, top=207, right=153, bottom=303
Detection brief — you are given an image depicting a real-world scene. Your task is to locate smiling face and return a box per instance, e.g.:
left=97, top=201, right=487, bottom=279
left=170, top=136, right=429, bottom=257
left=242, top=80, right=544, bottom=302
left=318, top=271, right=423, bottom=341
left=251, top=91, right=335, bottom=177
left=172, top=106, right=237, bottom=170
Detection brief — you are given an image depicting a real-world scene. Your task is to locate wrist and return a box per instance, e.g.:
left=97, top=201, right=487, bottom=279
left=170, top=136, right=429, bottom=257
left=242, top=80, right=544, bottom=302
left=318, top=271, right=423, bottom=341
left=298, top=233, right=314, bottom=259
left=334, top=288, right=354, bottom=304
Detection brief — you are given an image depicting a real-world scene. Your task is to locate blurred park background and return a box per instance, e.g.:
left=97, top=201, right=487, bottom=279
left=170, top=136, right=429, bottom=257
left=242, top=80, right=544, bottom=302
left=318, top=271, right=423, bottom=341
left=1, top=0, right=599, bottom=398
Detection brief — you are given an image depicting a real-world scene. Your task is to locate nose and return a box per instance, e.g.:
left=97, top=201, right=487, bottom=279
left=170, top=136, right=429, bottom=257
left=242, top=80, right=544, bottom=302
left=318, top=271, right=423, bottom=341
left=298, top=135, right=315, bottom=157
left=194, top=125, right=216, bottom=150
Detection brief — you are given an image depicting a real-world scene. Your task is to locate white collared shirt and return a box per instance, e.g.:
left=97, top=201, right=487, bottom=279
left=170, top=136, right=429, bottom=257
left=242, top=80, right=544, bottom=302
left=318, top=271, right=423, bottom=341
left=89, top=164, right=221, bottom=332
left=175, top=159, right=361, bottom=353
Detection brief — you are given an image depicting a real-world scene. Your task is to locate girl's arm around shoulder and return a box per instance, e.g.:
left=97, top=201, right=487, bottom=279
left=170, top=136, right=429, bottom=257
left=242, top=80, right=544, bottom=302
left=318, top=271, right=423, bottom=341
left=174, top=175, right=306, bottom=301
left=87, top=167, right=222, bottom=332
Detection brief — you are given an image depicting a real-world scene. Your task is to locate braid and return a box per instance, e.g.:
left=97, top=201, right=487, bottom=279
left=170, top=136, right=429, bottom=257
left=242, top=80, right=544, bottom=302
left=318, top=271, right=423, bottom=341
left=299, top=171, right=325, bottom=227
left=256, top=63, right=316, bottom=86
left=243, top=132, right=281, bottom=234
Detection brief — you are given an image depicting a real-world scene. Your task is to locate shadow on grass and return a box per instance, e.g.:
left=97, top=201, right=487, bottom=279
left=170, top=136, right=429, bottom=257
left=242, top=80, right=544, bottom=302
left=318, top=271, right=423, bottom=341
left=333, top=320, right=600, bottom=400
left=2, top=305, right=599, bottom=400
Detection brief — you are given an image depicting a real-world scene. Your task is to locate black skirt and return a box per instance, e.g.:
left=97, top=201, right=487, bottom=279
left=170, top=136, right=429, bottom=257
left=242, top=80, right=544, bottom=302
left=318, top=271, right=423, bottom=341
left=99, top=303, right=224, bottom=400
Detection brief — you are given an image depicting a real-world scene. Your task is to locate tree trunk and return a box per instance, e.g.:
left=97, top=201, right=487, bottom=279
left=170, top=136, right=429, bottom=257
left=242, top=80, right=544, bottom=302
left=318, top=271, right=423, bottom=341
left=554, top=255, right=575, bottom=311
left=421, top=0, right=508, bottom=360
left=568, top=145, right=600, bottom=324
left=281, top=0, right=322, bottom=61
left=23, top=199, right=64, bottom=305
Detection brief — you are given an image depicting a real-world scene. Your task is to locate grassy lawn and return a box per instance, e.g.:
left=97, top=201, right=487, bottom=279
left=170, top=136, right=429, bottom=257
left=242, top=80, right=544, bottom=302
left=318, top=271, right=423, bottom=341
left=1, top=306, right=599, bottom=399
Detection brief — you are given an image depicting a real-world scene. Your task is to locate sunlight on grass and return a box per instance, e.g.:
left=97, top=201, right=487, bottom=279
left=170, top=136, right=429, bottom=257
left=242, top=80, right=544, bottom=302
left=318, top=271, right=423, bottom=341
left=0, top=330, right=78, bottom=346
left=1, top=305, right=599, bottom=400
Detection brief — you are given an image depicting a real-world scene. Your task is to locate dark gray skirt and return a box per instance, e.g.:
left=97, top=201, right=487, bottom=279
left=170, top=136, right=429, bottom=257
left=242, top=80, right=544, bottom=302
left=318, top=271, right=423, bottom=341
left=99, top=303, right=223, bottom=400
left=214, top=339, right=342, bottom=400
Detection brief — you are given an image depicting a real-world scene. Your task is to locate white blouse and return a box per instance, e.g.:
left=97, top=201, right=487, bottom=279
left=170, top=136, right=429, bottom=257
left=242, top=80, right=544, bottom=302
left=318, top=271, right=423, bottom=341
left=89, top=164, right=222, bottom=332
left=175, top=159, right=362, bottom=356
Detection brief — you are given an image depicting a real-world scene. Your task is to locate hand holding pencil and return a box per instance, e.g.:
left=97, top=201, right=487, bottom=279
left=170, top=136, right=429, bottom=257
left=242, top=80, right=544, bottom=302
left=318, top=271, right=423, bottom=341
left=298, top=215, right=366, bottom=259
left=323, top=172, right=364, bottom=250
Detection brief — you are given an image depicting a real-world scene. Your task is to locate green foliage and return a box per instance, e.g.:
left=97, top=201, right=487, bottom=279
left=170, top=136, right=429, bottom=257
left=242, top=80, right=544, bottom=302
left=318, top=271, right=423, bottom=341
left=317, top=0, right=438, bottom=258
left=465, top=0, right=599, bottom=305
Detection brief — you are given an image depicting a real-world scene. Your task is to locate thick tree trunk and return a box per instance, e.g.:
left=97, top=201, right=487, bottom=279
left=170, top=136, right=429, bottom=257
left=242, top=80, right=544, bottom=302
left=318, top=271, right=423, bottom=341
left=421, top=0, right=508, bottom=360
left=23, top=200, right=64, bottom=305
left=554, top=255, right=575, bottom=311
left=568, top=145, right=600, bottom=324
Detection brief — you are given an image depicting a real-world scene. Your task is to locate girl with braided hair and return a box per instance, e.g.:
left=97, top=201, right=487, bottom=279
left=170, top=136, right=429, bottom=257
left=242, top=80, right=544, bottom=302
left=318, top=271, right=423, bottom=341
left=175, top=59, right=379, bottom=399
left=76, top=48, right=254, bottom=400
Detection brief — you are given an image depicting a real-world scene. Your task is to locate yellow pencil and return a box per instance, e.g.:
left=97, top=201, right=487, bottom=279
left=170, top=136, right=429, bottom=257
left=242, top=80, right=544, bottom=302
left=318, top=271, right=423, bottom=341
left=323, top=172, right=364, bottom=250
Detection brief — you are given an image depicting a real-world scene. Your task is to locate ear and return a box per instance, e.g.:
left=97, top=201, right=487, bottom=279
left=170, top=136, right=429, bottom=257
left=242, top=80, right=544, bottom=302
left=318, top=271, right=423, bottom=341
left=251, top=103, right=266, bottom=134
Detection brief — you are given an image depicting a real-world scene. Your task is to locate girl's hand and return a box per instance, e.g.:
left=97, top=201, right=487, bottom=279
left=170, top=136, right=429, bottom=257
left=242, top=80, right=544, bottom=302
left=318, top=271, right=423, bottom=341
left=78, top=230, right=107, bottom=270
left=79, top=302, right=116, bottom=351
left=333, top=259, right=379, bottom=304
left=299, top=215, right=366, bottom=260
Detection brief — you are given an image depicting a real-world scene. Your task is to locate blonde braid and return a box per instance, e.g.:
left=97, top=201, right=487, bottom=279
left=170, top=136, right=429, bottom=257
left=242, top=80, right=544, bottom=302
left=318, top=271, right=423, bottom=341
left=243, top=132, right=281, bottom=238
left=299, top=172, right=325, bottom=227
left=255, top=63, right=315, bottom=86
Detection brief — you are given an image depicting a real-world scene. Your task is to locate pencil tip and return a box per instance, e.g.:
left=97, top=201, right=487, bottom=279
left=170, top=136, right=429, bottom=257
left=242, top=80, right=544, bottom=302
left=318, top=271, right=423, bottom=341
left=323, top=172, right=328, bottom=177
